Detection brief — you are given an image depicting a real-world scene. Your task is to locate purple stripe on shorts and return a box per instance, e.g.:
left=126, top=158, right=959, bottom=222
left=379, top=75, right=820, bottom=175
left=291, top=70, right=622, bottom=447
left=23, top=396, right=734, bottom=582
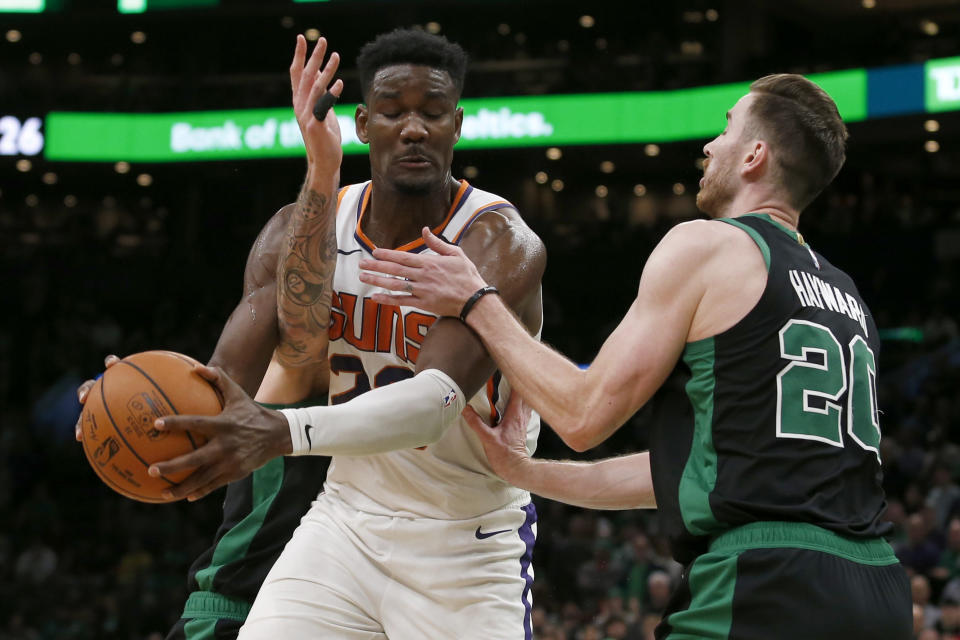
left=518, top=502, right=537, bottom=640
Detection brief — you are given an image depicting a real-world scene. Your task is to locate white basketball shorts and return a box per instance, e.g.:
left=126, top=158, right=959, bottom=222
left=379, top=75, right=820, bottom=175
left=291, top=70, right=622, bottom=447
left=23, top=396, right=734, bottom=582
left=238, top=491, right=537, bottom=639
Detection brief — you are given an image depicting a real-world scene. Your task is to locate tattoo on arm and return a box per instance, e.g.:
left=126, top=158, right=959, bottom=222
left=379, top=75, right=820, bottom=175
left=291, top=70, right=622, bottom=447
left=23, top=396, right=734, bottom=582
left=277, top=183, right=337, bottom=366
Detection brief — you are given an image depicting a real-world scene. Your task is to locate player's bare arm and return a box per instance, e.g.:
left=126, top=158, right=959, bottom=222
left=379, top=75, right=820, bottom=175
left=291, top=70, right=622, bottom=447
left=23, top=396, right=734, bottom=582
left=463, top=394, right=656, bottom=510
left=414, top=208, right=545, bottom=397
left=276, top=35, right=344, bottom=368
left=362, top=218, right=764, bottom=452
left=209, top=205, right=291, bottom=396
left=74, top=204, right=294, bottom=440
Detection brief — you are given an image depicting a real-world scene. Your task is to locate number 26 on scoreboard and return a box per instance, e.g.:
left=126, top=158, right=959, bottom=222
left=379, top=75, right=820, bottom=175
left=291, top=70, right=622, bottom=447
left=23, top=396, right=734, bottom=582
left=0, top=115, right=44, bottom=156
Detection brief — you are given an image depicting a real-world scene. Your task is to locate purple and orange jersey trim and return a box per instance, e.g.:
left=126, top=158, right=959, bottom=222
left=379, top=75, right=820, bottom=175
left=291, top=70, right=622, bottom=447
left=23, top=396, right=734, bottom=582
left=353, top=180, right=473, bottom=254
left=486, top=370, right=503, bottom=425
left=452, top=201, right=518, bottom=245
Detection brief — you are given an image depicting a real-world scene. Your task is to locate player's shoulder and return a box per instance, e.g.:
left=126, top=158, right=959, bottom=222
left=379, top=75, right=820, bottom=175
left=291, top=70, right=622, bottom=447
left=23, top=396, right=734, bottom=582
left=256, top=202, right=297, bottom=245
left=457, top=184, right=532, bottom=237
left=659, top=217, right=757, bottom=257
left=459, top=204, right=544, bottom=262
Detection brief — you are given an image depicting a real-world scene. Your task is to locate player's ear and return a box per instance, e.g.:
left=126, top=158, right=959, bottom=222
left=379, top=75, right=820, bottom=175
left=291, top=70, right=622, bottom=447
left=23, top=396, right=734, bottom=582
left=741, top=140, right=767, bottom=179
left=356, top=104, right=369, bottom=144
left=453, top=106, right=463, bottom=144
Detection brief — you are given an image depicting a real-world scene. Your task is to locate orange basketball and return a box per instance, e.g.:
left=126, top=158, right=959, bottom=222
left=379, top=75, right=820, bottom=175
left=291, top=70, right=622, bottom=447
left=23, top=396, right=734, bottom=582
left=80, top=350, right=222, bottom=503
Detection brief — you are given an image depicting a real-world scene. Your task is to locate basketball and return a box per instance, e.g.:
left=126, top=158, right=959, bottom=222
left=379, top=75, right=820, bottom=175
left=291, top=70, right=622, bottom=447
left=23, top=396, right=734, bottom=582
left=79, top=351, right=222, bottom=503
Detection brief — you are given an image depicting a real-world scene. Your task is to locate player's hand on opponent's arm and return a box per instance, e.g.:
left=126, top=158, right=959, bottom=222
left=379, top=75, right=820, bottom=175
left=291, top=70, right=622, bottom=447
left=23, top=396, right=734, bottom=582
left=463, top=392, right=533, bottom=485
left=291, top=34, right=343, bottom=177
left=74, top=354, right=121, bottom=441
left=469, top=388, right=657, bottom=510
left=147, top=365, right=292, bottom=502
left=359, top=227, right=489, bottom=318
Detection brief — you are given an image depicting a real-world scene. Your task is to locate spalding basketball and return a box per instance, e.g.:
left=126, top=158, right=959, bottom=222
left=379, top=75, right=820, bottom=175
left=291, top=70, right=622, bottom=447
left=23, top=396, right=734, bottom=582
left=80, top=350, right=222, bottom=503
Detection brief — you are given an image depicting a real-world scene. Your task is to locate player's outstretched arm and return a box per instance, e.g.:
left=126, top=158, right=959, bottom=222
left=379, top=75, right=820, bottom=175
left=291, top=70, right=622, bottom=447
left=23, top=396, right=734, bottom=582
left=463, top=393, right=656, bottom=510
left=275, top=35, right=344, bottom=368
left=361, top=223, right=712, bottom=452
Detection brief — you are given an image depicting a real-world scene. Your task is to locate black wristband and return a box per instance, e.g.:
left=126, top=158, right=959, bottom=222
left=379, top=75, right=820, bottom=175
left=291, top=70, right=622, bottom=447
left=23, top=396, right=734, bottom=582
left=459, top=286, right=500, bottom=323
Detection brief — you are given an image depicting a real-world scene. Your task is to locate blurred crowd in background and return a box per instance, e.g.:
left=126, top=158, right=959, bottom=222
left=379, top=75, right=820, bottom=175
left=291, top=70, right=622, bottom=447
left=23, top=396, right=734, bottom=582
left=3, top=167, right=960, bottom=639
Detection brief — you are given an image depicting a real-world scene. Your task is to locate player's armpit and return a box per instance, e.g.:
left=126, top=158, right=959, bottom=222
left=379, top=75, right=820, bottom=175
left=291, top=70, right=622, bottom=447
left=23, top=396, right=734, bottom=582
left=414, top=208, right=547, bottom=398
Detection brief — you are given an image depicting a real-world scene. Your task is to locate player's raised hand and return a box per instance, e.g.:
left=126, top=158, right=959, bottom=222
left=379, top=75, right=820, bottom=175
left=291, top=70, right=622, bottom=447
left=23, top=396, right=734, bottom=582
left=290, top=34, right=344, bottom=176
left=359, top=226, right=488, bottom=317
left=146, top=364, right=292, bottom=501
left=74, top=354, right=121, bottom=441
left=463, top=391, right=534, bottom=484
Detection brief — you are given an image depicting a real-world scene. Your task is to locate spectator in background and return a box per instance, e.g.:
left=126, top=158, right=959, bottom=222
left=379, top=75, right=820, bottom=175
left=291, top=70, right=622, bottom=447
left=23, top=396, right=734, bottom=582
left=929, top=467, right=960, bottom=532
left=638, top=613, right=660, bottom=640
left=577, top=545, right=622, bottom=603
left=620, top=533, right=663, bottom=616
left=934, top=518, right=960, bottom=585
left=916, top=603, right=929, bottom=638
left=13, top=540, right=56, bottom=586
left=602, top=616, right=629, bottom=640
left=938, top=593, right=960, bottom=640
left=645, top=571, right=672, bottom=618
left=899, top=512, right=945, bottom=575
left=914, top=574, right=942, bottom=630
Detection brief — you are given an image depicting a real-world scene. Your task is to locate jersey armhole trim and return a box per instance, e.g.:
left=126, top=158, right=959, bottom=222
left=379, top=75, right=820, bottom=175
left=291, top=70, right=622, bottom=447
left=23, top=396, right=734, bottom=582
left=452, top=201, right=519, bottom=245
left=718, top=218, right=770, bottom=272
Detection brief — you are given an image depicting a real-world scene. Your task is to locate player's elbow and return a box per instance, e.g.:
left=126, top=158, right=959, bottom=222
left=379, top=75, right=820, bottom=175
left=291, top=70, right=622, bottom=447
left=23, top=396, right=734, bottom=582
left=555, top=416, right=602, bottom=452
left=563, top=434, right=593, bottom=453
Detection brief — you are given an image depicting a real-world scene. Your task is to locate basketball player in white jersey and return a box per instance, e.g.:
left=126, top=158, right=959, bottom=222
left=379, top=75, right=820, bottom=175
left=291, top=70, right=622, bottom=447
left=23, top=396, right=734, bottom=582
left=150, top=29, right=546, bottom=639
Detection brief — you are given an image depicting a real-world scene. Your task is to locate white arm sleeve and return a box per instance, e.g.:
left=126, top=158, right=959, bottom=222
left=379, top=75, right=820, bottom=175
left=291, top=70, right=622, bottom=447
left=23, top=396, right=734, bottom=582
left=282, top=368, right=465, bottom=456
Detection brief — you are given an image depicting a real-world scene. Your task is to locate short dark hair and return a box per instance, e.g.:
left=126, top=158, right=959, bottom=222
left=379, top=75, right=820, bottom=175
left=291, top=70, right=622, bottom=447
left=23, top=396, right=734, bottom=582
left=356, top=28, right=468, bottom=101
left=747, top=74, right=849, bottom=211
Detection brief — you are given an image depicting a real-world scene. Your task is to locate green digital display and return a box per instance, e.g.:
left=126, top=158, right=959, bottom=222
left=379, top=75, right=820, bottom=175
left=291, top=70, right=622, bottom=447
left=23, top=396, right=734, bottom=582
left=0, top=0, right=62, bottom=12
left=925, top=57, right=960, bottom=113
left=43, top=68, right=867, bottom=163
left=117, top=0, right=218, bottom=13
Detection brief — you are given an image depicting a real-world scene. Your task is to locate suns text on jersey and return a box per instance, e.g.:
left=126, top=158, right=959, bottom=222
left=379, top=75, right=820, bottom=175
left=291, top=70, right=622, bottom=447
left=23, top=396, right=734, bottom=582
left=329, top=291, right=437, bottom=363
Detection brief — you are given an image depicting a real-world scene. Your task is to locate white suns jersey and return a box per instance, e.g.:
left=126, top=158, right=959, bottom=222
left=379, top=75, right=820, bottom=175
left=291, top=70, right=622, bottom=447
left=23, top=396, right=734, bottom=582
left=323, top=180, right=541, bottom=520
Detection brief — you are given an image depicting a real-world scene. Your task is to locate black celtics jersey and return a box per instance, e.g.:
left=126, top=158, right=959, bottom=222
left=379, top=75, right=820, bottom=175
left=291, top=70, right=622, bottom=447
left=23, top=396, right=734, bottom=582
left=183, top=400, right=328, bottom=604
left=649, top=214, right=890, bottom=564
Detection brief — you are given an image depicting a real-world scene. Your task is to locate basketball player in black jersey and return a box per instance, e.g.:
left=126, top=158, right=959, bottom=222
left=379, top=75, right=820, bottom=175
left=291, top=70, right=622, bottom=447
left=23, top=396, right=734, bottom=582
left=73, top=35, right=344, bottom=639
left=361, top=73, right=913, bottom=639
